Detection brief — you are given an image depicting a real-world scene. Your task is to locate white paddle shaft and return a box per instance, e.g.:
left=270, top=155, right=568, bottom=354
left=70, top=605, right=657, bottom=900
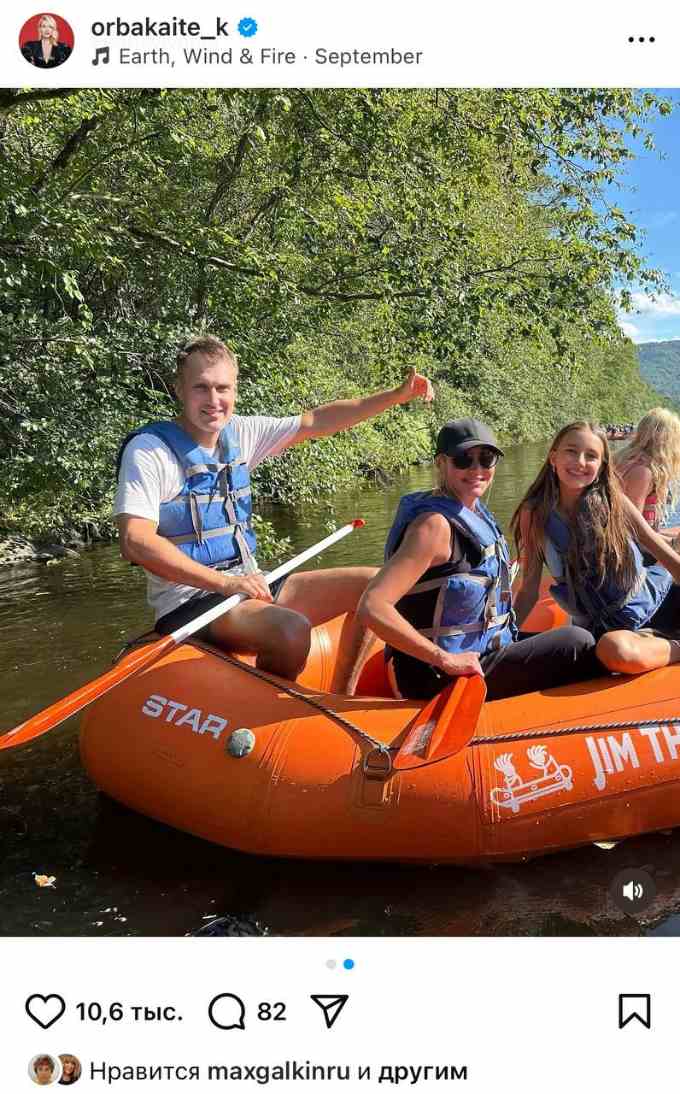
left=171, top=519, right=364, bottom=644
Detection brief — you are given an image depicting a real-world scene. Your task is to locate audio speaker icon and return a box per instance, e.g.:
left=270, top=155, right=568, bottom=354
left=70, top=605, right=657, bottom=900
left=622, top=880, right=644, bottom=901
left=610, top=868, right=655, bottom=914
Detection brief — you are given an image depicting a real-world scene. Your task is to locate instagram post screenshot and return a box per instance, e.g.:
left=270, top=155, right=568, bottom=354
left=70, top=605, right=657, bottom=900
left=2, top=1, right=680, bottom=1088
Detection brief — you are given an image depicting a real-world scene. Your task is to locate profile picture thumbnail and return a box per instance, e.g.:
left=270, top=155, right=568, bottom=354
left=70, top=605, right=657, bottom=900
left=58, top=1055, right=82, bottom=1085
left=19, top=13, right=74, bottom=69
left=29, top=1054, right=61, bottom=1085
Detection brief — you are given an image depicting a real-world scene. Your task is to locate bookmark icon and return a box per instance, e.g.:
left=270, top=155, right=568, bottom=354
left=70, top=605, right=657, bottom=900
left=618, top=994, right=651, bottom=1030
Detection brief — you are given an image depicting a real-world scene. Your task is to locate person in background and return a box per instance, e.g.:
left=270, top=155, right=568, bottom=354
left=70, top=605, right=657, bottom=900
left=512, top=420, right=680, bottom=676
left=358, top=418, right=601, bottom=700
left=615, top=407, right=680, bottom=540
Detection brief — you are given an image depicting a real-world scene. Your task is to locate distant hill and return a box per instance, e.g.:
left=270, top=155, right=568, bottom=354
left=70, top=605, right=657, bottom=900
left=637, top=340, right=680, bottom=405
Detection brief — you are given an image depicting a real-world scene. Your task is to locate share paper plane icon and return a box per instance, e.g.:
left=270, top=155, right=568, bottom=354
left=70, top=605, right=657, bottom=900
left=310, top=994, right=349, bottom=1030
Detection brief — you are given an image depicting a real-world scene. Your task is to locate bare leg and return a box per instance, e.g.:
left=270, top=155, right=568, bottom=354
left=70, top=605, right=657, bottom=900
left=278, top=567, right=378, bottom=692
left=339, top=628, right=380, bottom=696
left=207, top=599, right=311, bottom=680
left=596, top=630, right=680, bottom=675
left=278, top=567, right=379, bottom=625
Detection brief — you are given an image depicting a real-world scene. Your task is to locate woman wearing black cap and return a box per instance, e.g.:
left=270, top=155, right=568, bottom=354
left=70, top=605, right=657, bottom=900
left=358, top=418, right=601, bottom=700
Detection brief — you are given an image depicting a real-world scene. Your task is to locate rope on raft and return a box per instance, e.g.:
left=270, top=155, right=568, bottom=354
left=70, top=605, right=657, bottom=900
left=203, top=644, right=392, bottom=758
left=122, top=634, right=680, bottom=758
left=471, top=716, right=680, bottom=747
left=212, top=644, right=680, bottom=755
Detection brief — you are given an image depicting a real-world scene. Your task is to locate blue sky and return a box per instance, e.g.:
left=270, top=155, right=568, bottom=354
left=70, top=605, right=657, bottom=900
left=612, top=90, right=680, bottom=344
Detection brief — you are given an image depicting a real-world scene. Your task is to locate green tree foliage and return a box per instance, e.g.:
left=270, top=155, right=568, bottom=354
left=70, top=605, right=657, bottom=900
left=0, top=87, right=671, bottom=538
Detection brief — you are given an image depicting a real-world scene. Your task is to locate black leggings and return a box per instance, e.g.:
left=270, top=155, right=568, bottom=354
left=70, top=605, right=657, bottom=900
left=390, top=626, right=602, bottom=701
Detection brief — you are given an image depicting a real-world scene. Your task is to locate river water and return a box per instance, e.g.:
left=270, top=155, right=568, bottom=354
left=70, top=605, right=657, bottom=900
left=2, top=439, right=680, bottom=938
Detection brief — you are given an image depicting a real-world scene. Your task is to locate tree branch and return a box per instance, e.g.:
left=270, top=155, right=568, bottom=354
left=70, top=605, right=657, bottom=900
left=206, top=110, right=265, bottom=221
left=33, top=115, right=104, bottom=192
left=127, top=224, right=261, bottom=275
left=194, top=92, right=270, bottom=319
left=294, top=90, right=371, bottom=156
left=0, top=88, right=82, bottom=115
left=127, top=224, right=429, bottom=303
left=241, top=189, right=285, bottom=244
left=300, top=286, right=429, bottom=302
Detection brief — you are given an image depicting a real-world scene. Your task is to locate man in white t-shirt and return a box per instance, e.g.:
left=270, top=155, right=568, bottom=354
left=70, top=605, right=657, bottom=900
left=115, top=334, right=433, bottom=685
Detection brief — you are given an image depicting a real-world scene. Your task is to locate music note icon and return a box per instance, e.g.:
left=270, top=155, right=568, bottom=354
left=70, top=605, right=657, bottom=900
left=92, top=46, right=110, bottom=66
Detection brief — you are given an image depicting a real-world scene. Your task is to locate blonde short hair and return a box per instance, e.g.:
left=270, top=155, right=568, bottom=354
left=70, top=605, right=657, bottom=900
left=175, top=334, right=237, bottom=375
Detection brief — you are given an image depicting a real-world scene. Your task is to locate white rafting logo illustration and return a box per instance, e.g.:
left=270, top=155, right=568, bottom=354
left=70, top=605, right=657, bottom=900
left=490, top=745, right=573, bottom=814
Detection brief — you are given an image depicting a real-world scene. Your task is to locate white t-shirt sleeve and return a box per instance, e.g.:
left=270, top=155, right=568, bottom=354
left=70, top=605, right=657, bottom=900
left=113, top=416, right=300, bottom=520
left=113, top=434, right=183, bottom=522
left=231, top=414, right=301, bottom=469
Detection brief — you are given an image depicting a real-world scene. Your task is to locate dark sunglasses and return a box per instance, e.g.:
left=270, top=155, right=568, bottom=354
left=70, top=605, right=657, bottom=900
left=449, top=447, right=500, bottom=470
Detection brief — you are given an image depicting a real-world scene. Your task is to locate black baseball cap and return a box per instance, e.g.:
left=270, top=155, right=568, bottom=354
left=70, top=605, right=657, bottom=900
left=435, top=418, right=504, bottom=457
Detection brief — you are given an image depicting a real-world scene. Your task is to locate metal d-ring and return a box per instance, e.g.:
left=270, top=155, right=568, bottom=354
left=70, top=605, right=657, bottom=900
left=362, top=746, right=393, bottom=781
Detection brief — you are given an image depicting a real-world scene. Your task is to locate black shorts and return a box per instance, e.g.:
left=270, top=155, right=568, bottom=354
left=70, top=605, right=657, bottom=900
left=155, top=575, right=287, bottom=636
left=389, top=626, right=602, bottom=702
left=640, top=583, right=680, bottom=640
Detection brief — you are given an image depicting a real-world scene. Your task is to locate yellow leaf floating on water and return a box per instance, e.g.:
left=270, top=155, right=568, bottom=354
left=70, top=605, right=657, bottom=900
left=33, top=874, right=56, bottom=888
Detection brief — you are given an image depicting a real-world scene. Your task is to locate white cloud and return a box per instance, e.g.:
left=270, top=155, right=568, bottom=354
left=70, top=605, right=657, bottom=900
left=629, top=292, right=680, bottom=317
left=618, top=318, right=641, bottom=341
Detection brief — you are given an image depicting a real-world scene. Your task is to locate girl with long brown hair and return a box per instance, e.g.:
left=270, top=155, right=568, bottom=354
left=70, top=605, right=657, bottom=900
left=511, top=421, right=680, bottom=674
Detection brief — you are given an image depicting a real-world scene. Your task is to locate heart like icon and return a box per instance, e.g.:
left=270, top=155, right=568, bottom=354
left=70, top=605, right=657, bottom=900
left=25, top=993, right=66, bottom=1029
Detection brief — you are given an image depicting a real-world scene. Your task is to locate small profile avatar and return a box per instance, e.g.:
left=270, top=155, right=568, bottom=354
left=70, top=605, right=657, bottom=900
left=29, top=1054, right=61, bottom=1085
left=19, top=13, right=74, bottom=69
left=58, top=1055, right=82, bottom=1085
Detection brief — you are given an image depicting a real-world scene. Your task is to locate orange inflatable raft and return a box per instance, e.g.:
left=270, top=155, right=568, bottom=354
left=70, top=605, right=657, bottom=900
left=80, top=595, right=680, bottom=865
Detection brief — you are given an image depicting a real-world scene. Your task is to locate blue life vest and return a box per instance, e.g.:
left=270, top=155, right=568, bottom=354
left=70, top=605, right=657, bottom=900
left=543, top=510, right=672, bottom=636
left=117, top=420, right=256, bottom=570
left=384, top=491, right=517, bottom=658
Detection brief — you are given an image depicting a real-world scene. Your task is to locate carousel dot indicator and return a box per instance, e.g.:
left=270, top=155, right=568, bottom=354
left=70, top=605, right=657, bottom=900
left=343, top=958, right=355, bottom=970
left=326, top=959, right=337, bottom=969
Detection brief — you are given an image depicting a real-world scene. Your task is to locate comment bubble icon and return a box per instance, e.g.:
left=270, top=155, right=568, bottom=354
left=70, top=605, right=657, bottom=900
left=208, top=992, right=246, bottom=1031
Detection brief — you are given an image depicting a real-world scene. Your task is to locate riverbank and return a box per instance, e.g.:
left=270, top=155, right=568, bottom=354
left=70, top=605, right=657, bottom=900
left=0, top=531, right=90, bottom=568
left=0, top=509, right=289, bottom=570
